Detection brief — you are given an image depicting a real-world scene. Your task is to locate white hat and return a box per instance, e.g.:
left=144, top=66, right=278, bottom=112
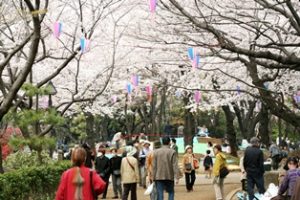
left=143, top=140, right=151, bottom=146
left=185, top=145, right=193, bottom=152
left=126, top=146, right=137, bottom=157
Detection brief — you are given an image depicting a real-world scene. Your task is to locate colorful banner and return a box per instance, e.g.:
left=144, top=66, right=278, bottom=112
left=53, top=21, right=62, bottom=38
left=188, top=47, right=194, bottom=60
left=80, top=37, right=90, bottom=53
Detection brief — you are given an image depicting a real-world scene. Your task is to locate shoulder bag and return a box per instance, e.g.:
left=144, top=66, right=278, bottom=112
left=126, top=157, right=135, bottom=171
left=219, top=166, right=229, bottom=178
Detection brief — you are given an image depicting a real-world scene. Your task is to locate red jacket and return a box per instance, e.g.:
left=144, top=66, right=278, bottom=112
left=55, top=166, right=106, bottom=200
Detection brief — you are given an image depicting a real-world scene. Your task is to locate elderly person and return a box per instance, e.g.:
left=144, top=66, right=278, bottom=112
left=153, top=137, right=180, bottom=200
left=139, top=140, right=152, bottom=189
left=95, top=145, right=111, bottom=199
left=110, top=147, right=123, bottom=199
left=55, top=147, right=106, bottom=200
left=121, top=146, right=140, bottom=200
left=146, top=141, right=161, bottom=200
left=278, top=157, right=300, bottom=199
left=183, top=145, right=196, bottom=192
left=243, top=137, right=265, bottom=200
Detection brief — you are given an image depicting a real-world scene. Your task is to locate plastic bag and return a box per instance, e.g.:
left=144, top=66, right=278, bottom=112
left=144, top=183, right=154, bottom=195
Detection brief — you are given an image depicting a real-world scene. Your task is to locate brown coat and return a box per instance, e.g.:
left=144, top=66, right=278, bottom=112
left=152, top=145, right=179, bottom=181
left=291, top=177, right=300, bottom=200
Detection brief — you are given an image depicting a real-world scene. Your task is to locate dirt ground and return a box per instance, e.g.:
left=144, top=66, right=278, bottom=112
left=102, top=181, right=240, bottom=200
left=98, top=172, right=242, bottom=200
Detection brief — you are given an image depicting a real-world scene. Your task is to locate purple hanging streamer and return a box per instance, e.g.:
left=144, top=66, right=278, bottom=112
left=237, top=86, right=241, bottom=95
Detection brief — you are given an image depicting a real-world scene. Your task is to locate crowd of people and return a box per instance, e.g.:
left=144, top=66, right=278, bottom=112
left=55, top=137, right=223, bottom=200
left=55, top=135, right=300, bottom=200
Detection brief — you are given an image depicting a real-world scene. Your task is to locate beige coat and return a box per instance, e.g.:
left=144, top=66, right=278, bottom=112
left=152, top=145, right=179, bottom=181
left=182, top=153, right=194, bottom=173
left=121, top=156, right=140, bottom=184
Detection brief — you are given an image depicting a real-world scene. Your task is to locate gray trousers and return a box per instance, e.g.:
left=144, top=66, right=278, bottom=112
left=140, top=165, right=147, bottom=187
left=112, top=174, right=122, bottom=197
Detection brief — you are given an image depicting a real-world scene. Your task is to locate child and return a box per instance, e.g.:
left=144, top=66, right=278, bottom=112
left=203, top=150, right=213, bottom=178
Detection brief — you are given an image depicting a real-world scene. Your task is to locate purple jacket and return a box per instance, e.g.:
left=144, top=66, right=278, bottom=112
left=279, top=169, right=300, bottom=196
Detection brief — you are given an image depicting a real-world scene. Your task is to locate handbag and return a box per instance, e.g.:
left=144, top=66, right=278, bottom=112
left=185, top=163, right=192, bottom=171
left=219, top=166, right=229, bottom=178
left=193, top=157, right=199, bottom=169
left=113, top=169, right=121, bottom=176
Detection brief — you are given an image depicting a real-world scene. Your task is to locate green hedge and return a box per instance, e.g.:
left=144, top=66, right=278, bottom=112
left=0, top=161, right=71, bottom=200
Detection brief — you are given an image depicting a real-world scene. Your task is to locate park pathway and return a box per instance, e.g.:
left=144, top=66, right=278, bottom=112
left=104, top=172, right=241, bottom=200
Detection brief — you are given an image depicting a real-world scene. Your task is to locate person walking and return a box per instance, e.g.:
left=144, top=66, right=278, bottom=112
left=171, top=138, right=178, bottom=158
left=278, top=157, right=300, bottom=199
left=269, top=142, right=281, bottom=170
left=95, top=145, right=111, bottom=199
left=55, top=147, right=106, bottom=200
left=212, top=144, right=227, bottom=200
left=139, top=140, right=152, bottom=189
left=82, top=143, right=94, bottom=168
left=182, top=145, right=196, bottom=192
left=146, top=141, right=161, bottom=200
left=152, top=136, right=180, bottom=200
left=243, top=137, right=265, bottom=200
left=121, top=146, right=140, bottom=200
left=204, top=150, right=213, bottom=179
left=110, top=147, right=123, bottom=199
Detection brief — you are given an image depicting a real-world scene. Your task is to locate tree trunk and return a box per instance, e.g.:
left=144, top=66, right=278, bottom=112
left=158, top=82, right=167, bottom=134
left=125, top=94, right=131, bottom=135
left=278, top=118, right=282, bottom=145
left=245, top=61, right=300, bottom=129
left=258, top=104, right=271, bottom=147
left=233, top=101, right=257, bottom=140
left=150, top=92, right=157, bottom=135
left=183, top=95, right=194, bottom=146
left=86, top=112, right=95, bottom=147
left=222, top=105, right=238, bottom=157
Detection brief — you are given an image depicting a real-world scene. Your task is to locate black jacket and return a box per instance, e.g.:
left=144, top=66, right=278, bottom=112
left=95, top=155, right=111, bottom=179
left=243, top=146, right=265, bottom=176
left=110, top=155, right=122, bottom=171
left=203, top=155, right=213, bottom=167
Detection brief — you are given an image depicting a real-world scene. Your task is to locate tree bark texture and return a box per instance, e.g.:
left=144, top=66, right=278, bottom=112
left=222, top=105, right=238, bottom=157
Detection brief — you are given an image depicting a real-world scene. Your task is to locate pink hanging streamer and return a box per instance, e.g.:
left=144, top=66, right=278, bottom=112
left=53, top=21, right=62, bottom=38
left=194, top=91, right=201, bottom=104
left=149, top=0, right=156, bottom=13
left=146, top=85, right=153, bottom=102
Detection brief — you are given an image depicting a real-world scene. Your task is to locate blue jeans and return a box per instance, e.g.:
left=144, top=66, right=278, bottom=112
left=247, top=174, right=265, bottom=200
left=155, top=180, right=174, bottom=200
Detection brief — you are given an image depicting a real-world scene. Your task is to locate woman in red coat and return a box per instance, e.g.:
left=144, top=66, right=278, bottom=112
left=55, top=147, right=106, bottom=200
